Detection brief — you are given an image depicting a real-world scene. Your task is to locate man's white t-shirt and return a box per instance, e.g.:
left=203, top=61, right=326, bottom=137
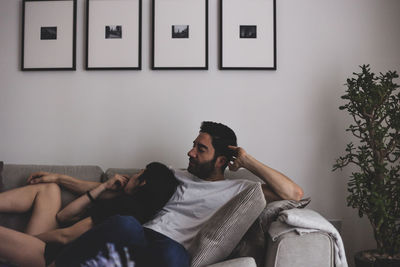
left=143, top=169, right=253, bottom=249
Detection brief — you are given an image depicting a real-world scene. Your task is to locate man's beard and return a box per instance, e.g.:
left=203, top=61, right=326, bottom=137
left=188, top=157, right=217, bottom=180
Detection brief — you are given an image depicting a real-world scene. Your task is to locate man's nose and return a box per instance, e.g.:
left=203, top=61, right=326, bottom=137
left=188, top=148, right=196, bottom=158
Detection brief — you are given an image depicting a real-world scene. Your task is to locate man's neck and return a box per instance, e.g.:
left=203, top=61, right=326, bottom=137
left=203, top=172, right=225, bottom=182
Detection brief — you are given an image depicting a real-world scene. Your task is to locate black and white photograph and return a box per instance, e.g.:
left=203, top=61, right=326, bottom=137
left=172, top=25, right=189, bottom=39
left=240, top=25, right=257, bottom=39
left=40, top=26, right=57, bottom=40
left=220, top=0, right=276, bottom=70
left=86, top=0, right=142, bottom=70
left=22, top=0, right=77, bottom=70
left=152, top=0, right=208, bottom=69
left=105, top=25, right=122, bottom=39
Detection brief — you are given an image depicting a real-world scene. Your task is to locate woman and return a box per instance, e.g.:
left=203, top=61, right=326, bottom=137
left=0, top=162, right=178, bottom=267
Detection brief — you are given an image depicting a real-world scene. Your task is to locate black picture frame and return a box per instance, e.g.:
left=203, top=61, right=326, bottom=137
left=220, top=0, right=276, bottom=70
left=152, top=0, right=208, bottom=70
left=21, top=0, right=77, bottom=71
left=86, top=0, right=142, bottom=70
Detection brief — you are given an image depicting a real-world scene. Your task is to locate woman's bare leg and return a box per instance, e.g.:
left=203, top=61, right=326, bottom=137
left=0, top=183, right=62, bottom=235
left=0, top=225, right=46, bottom=267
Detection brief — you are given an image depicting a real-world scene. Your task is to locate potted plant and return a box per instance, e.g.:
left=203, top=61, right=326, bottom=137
left=333, top=65, right=400, bottom=267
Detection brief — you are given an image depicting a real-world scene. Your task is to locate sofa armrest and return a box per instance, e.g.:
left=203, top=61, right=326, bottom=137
left=207, top=257, right=257, bottom=267
left=264, top=231, right=334, bottom=267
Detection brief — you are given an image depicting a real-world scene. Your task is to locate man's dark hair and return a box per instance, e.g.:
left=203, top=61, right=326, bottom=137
left=200, top=121, right=237, bottom=170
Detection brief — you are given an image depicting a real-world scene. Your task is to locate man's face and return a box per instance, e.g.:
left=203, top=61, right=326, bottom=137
left=187, top=132, right=217, bottom=179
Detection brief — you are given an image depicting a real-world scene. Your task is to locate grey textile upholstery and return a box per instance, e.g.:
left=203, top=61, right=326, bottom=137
left=228, top=198, right=311, bottom=266
left=207, top=257, right=257, bottom=267
left=0, top=161, right=3, bottom=192
left=189, top=182, right=266, bottom=267
left=265, top=231, right=334, bottom=267
left=225, top=168, right=264, bottom=183
left=103, top=168, right=140, bottom=182
left=0, top=164, right=103, bottom=232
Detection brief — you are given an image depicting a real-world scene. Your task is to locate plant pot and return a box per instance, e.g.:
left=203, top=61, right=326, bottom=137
left=354, top=250, right=400, bottom=267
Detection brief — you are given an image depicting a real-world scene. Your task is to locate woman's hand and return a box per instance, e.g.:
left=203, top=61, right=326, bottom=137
left=27, top=171, right=59, bottom=184
left=104, top=174, right=129, bottom=191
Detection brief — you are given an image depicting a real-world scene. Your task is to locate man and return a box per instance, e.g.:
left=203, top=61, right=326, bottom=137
left=29, top=121, right=303, bottom=266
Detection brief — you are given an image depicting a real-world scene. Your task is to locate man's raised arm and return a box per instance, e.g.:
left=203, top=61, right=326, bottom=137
left=228, top=146, right=304, bottom=202
left=27, top=171, right=101, bottom=195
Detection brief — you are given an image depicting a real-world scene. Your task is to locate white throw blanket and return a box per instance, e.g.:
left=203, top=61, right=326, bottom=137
left=268, top=208, right=348, bottom=267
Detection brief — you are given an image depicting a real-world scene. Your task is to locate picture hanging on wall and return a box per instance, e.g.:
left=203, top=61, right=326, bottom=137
left=152, top=0, right=208, bottom=70
left=21, top=0, right=77, bottom=71
left=220, top=0, right=276, bottom=70
left=86, top=0, right=142, bottom=70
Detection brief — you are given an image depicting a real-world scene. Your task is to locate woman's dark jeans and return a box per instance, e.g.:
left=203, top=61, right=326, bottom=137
left=55, top=215, right=190, bottom=267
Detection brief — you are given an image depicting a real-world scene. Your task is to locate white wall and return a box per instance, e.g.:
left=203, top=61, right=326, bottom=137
left=1, top=0, right=399, bottom=265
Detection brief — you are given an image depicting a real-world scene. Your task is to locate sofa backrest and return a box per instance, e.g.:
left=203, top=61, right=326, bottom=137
left=104, top=167, right=264, bottom=183
left=0, top=164, right=104, bottom=232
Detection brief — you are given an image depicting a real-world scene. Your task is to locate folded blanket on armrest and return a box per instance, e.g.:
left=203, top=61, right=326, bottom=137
left=268, top=208, right=348, bottom=267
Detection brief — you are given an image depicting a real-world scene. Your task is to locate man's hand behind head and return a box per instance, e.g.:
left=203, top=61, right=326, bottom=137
left=228, top=145, right=250, bottom=171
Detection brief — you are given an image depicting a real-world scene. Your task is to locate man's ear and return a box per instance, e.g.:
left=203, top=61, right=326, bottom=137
left=215, top=155, right=227, bottom=169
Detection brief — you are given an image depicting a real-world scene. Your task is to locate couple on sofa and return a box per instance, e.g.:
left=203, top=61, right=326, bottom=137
left=0, top=121, right=303, bottom=267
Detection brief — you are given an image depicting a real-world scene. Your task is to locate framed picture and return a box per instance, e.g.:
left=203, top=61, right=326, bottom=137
left=220, top=0, right=276, bottom=70
left=21, top=0, right=77, bottom=71
left=152, top=0, right=208, bottom=70
left=86, top=0, right=142, bottom=70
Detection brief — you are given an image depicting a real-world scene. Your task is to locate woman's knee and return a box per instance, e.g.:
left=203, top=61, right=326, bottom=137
left=37, top=183, right=61, bottom=196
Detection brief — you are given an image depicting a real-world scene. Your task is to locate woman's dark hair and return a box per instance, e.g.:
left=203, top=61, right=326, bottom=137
left=90, top=162, right=178, bottom=225
left=133, top=162, right=178, bottom=222
left=140, top=162, right=178, bottom=189
left=200, top=121, right=237, bottom=170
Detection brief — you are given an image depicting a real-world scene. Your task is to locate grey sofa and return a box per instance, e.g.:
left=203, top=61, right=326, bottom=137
left=0, top=163, right=335, bottom=267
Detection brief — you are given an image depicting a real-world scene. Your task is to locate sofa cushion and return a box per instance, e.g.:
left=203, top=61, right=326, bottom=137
left=0, top=161, right=3, bottom=192
left=188, top=182, right=266, bottom=267
left=0, top=164, right=104, bottom=232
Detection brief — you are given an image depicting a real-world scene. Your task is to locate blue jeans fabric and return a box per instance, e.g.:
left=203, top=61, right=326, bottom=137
left=54, top=215, right=190, bottom=267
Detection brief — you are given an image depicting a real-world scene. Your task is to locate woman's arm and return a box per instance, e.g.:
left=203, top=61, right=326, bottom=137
left=36, top=217, right=93, bottom=245
left=27, top=172, right=102, bottom=195
left=56, top=175, right=129, bottom=225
